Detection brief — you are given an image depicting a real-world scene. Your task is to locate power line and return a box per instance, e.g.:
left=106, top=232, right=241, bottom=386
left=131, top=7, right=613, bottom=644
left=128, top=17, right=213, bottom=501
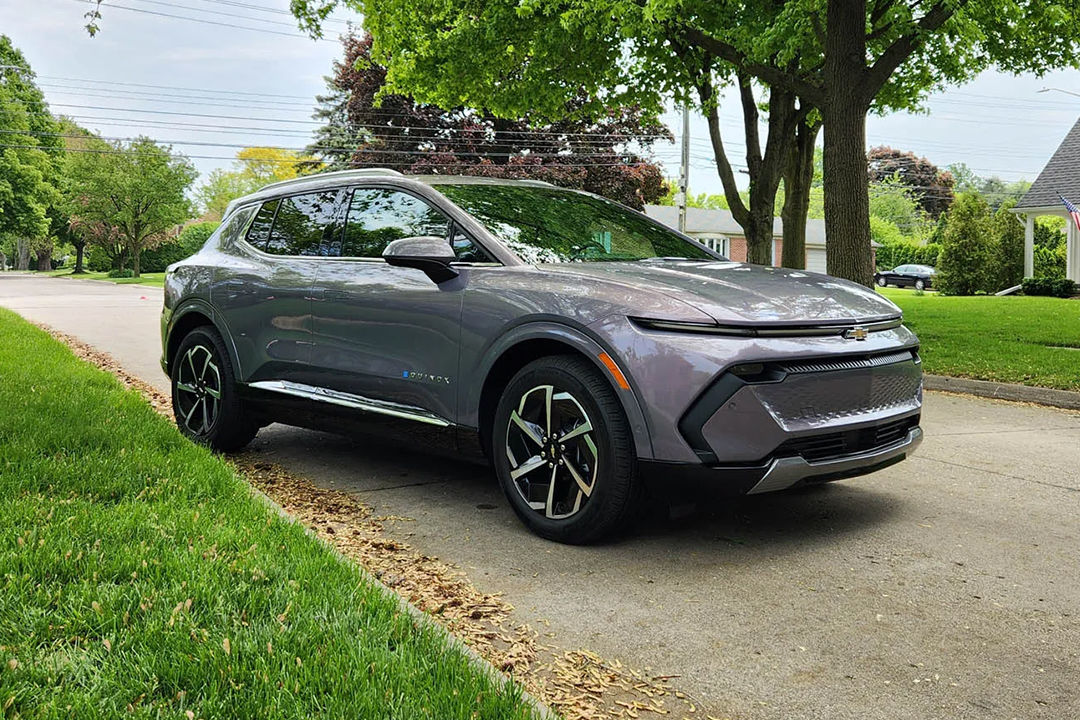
left=68, top=0, right=339, bottom=42
left=125, top=0, right=312, bottom=29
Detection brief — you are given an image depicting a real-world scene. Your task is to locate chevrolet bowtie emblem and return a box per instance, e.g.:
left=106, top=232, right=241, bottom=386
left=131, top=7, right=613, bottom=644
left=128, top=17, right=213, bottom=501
left=844, top=326, right=869, bottom=341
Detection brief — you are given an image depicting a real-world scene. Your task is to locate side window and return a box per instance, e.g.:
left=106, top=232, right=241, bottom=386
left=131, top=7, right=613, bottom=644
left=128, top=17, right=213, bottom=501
left=265, top=191, right=342, bottom=256
left=246, top=199, right=279, bottom=250
left=341, top=188, right=450, bottom=258
left=451, top=224, right=495, bottom=263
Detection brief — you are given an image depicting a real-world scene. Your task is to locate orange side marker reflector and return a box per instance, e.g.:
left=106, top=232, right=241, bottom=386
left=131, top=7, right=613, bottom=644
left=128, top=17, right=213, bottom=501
left=598, top=352, right=631, bottom=390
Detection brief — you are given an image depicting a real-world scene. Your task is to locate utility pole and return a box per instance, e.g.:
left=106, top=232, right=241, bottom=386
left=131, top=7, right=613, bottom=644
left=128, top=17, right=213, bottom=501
left=677, top=105, right=690, bottom=233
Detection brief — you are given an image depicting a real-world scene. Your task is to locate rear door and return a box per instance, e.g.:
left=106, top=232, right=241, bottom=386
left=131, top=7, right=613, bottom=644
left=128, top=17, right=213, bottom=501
left=214, top=189, right=344, bottom=384
left=309, top=185, right=479, bottom=423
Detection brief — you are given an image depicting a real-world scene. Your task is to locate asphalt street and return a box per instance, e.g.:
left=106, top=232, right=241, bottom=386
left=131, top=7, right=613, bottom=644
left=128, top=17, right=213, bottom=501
left=2, top=273, right=1077, bottom=719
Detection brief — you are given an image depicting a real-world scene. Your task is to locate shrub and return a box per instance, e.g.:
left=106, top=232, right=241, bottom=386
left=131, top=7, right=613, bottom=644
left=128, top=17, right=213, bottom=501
left=107, top=268, right=134, bottom=278
left=875, top=239, right=941, bottom=270
left=992, top=199, right=1024, bottom=289
left=936, top=192, right=995, bottom=295
left=1021, top=277, right=1077, bottom=298
left=139, top=221, right=220, bottom=273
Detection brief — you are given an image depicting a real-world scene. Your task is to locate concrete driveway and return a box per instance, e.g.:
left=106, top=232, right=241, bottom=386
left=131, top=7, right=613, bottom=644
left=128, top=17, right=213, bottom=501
left=2, top=273, right=1078, bottom=719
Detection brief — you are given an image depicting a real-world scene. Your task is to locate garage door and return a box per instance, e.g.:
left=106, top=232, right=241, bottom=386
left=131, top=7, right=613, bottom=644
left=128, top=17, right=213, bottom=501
left=806, top=247, right=827, bottom=274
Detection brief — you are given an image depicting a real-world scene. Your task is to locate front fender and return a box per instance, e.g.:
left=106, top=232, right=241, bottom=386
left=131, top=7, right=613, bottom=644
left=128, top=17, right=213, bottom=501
left=464, top=318, right=656, bottom=460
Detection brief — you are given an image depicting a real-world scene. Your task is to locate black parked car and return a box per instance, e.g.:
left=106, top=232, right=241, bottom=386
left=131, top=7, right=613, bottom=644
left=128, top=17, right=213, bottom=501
left=875, top=264, right=935, bottom=290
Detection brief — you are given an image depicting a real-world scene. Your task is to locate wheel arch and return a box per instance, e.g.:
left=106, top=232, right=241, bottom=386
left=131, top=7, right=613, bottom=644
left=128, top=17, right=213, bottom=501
left=165, top=301, right=242, bottom=380
left=471, top=322, right=654, bottom=461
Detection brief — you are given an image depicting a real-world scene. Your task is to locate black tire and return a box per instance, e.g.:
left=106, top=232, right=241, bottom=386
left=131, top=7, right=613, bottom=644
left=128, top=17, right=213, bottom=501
left=914, top=279, right=925, bottom=291
left=492, top=355, right=641, bottom=544
left=876, top=276, right=888, bottom=287
left=171, top=326, right=258, bottom=452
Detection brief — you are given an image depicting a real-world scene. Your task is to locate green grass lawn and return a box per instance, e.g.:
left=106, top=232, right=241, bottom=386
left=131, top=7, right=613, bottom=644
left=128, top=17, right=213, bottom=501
left=43, top=270, right=166, bottom=288
left=881, top=288, right=1080, bottom=391
left=0, top=308, right=534, bottom=719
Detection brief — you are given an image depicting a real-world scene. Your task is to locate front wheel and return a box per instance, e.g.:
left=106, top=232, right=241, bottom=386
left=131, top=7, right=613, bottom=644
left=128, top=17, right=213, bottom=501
left=172, top=326, right=258, bottom=452
left=493, top=355, right=642, bottom=544
left=876, top=276, right=888, bottom=287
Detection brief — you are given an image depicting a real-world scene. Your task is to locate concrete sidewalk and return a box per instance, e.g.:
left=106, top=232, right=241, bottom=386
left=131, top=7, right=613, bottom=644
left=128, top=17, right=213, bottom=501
left=3, top=273, right=1078, bottom=720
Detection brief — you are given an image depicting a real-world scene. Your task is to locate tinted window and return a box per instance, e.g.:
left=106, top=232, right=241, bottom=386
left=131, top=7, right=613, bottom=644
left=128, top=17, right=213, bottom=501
left=246, top=199, right=278, bottom=249
left=451, top=224, right=494, bottom=263
left=265, top=191, right=342, bottom=256
left=341, top=188, right=450, bottom=258
left=218, top=204, right=257, bottom=247
left=437, top=184, right=715, bottom=263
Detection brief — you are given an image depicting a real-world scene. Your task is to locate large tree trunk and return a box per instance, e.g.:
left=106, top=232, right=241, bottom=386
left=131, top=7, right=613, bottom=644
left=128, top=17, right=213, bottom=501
left=36, top=248, right=51, bottom=271
left=132, top=248, right=141, bottom=277
left=743, top=212, right=775, bottom=264
left=15, top=238, right=30, bottom=271
left=781, top=117, right=821, bottom=269
left=822, top=0, right=874, bottom=286
left=73, top=241, right=86, bottom=274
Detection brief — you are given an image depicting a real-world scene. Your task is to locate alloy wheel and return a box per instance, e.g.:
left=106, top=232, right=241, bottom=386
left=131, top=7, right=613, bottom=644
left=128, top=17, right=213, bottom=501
left=174, top=344, right=222, bottom=435
left=505, top=384, right=599, bottom=519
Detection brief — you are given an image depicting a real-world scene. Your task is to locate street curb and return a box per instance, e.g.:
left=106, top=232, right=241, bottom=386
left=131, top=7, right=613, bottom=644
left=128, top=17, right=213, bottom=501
left=924, top=373, right=1080, bottom=411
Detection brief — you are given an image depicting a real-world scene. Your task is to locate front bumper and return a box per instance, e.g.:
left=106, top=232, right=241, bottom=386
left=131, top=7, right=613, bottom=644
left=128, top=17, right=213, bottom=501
left=639, top=424, right=922, bottom=497
left=746, top=425, right=922, bottom=494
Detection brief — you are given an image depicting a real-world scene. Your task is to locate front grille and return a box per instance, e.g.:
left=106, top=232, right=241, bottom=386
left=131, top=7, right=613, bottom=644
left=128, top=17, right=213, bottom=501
left=773, top=416, right=919, bottom=463
left=780, top=349, right=918, bottom=375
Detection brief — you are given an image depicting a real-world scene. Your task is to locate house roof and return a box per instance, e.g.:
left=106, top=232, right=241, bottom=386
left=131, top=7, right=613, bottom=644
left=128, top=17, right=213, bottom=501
left=1016, top=117, right=1080, bottom=210
left=644, top=205, right=828, bottom=246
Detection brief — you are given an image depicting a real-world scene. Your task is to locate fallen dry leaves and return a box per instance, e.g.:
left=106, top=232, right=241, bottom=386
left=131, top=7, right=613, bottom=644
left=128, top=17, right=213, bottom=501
left=37, top=322, right=709, bottom=720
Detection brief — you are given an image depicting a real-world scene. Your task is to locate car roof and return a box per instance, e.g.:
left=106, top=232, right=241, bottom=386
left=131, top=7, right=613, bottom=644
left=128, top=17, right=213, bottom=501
left=225, top=168, right=568, bottom=214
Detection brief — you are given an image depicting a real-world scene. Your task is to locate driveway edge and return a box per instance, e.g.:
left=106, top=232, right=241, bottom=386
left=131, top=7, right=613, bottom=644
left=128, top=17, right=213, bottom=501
left=924, top=373, right=1080, bottom=411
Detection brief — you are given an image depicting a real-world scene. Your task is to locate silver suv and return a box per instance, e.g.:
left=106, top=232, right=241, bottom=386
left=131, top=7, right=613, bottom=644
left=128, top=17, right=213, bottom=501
left=161, top=169, right=923, bottom=543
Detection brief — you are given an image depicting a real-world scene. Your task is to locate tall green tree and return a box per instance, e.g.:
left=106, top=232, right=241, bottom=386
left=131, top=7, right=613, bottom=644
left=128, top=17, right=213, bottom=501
left=65, top=136, right=196, bottom=276
left=0, top=35, right=61, bottom=270
left=936, top=192, right=994, bottom=295
left=993, top=198, right=1025, bottom=288
left=289, top=1, right=1080, bottom=284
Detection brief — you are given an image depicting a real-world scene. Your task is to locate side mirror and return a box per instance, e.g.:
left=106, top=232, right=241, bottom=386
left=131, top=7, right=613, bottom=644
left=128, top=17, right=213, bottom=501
left=382, top=236, right=459, bottom=283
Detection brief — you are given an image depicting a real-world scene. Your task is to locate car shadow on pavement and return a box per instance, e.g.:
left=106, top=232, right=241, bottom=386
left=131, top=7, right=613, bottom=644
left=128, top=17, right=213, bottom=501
left=244, top=424, right=904, bottom=557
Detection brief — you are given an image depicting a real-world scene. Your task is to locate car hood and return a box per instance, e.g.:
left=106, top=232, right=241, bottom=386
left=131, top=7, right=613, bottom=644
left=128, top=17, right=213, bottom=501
left=536, top=260, right=901, bottom=326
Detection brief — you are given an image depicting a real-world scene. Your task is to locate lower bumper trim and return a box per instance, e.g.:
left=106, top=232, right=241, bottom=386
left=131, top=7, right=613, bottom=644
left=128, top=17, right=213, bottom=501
left=747, top=427, right=923, bottom=494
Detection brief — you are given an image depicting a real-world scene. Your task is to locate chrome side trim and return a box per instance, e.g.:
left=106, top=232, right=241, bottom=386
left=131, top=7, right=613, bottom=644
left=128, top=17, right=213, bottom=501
left=247, top=380, right=451, bottom=427
left=780, top=349, right=916, bottom=374
left=747, top=427, right=923, bottom=495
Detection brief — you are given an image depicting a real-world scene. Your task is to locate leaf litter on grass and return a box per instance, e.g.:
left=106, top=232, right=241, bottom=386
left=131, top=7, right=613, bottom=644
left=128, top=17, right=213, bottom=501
left=35, top=321, right=711, bottom=720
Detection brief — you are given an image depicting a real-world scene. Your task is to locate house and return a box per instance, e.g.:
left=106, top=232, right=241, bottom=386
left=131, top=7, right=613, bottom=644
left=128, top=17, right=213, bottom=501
left=645, top=205, right=831, bottom=273
left=1012, top=117, right=1080, bottom=282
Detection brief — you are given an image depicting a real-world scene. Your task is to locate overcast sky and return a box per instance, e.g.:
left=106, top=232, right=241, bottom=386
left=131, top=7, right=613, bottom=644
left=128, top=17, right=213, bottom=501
left=4, top=0, right=1080, bottom=198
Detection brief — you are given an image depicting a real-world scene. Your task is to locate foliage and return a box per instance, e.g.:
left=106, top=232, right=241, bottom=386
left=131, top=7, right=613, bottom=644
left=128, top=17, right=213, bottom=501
left=869, top=175, right=933, bottom=238
left=0, top=309, right=536, bottom=719
left=306, top=33, right=669, bottom=209
left=106, top=267, right=134, bottom=278
left=139, top=221, right=220, bottom=273
left=947, top=163, right=1031, bottom=211
left=875, top=240, right=941, bottom=270
left=64, top=135, right=196, bottom=275
left=0, top=36, right=61, bottom=256
left=867, top=147, right=954, bottom=217
left=880, top=288, right=1080, bottom=391
left=1021, top=276, right=1077, bottom=297
left=992, top=199, right=1025, bottom=288
left=197, top=148, right=318, bottom=219
left=936, top=192, right=995, bottom=295
left=869, top=215, right=906, bottom=247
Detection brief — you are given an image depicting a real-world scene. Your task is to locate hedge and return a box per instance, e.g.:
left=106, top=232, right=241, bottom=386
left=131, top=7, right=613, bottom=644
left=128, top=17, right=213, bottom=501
left=1021, top=277, right=1077, bottom=298
left=875, top=240, right=941, bottom=271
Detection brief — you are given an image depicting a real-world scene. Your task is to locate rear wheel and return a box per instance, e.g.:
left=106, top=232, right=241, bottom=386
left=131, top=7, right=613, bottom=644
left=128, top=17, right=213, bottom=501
left=493, top=355, right=641, bottom=544
left=171, top=326, right=258, bottom=452
left=914, top=279, right=926, bottom=291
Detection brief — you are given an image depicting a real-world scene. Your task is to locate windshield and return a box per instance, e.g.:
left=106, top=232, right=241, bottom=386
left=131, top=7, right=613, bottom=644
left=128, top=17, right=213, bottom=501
left=437, top=184, right=718, bottom=263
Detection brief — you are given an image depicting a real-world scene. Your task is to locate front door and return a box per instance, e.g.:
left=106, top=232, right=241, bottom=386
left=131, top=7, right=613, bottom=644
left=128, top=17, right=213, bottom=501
left=309, top=186, right=468, bottom=423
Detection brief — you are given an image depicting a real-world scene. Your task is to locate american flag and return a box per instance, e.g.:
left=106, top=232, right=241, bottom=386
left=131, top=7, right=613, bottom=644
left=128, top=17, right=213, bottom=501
left=1060, top=194, right=1080, bottom=233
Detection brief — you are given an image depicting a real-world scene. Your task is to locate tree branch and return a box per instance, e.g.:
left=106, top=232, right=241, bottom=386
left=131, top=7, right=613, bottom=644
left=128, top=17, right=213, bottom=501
left=697, top=74, right=749, bottom=226
left=680, top=25, right=824, bottom=106
left=737, top=73, right=762, bottom=177
left=864, top=0, right=962, bottom=96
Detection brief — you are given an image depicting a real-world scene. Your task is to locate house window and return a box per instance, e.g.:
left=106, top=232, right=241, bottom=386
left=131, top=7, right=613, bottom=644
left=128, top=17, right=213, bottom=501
left=695, top=234, right=730, bottom=257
